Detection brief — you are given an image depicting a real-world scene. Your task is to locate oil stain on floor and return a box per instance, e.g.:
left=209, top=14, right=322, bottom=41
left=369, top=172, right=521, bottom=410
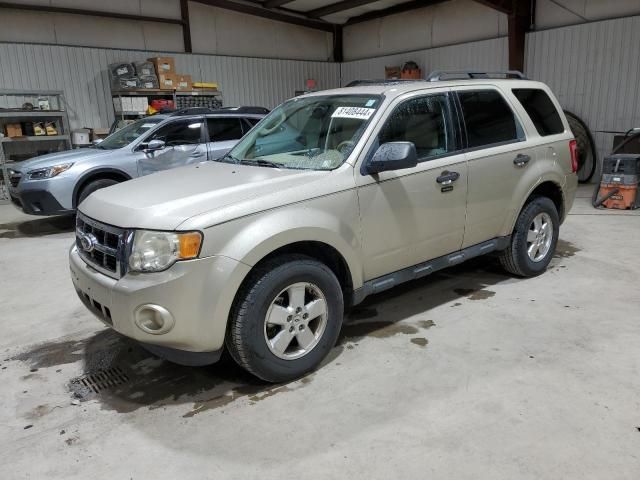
left=554, top=239, right=580, bottom=258
left=453, top=288, right=496, bottom=301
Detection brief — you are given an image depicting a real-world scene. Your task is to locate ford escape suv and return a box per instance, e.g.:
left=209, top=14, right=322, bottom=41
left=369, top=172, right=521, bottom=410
left=70, top=73, right=578, bottom=382
left=8, top=109, right=265, bottom=216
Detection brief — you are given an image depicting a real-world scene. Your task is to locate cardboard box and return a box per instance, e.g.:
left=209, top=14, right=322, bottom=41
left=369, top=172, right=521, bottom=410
left=91, top=128, right=111, bottom=142
left=158, top=73, right=178, bottom=90
left=385, top=66, right=401, bottom=80
left=148, top=56, right=175, bottom=75
left=175, top=74, right=193, bottom=91
left=5, top=123, right=22, bottom=138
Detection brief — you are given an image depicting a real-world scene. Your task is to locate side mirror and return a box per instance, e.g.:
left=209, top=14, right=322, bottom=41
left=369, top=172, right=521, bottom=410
left=366, top=142, right=418, bottom=174
left=144, top=139, right=166, bottom=152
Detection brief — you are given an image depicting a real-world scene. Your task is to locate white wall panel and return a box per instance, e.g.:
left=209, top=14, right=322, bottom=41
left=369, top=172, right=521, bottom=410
left=340, top=37, right=509, bottom=86
left=526, top=15, right=640, bottom=168
left=343, top=0, right=508, bottom=61
left=0, top=42, right=340, bottom=130
left=535, top=0, right=640, bottom=30
left=188, top=2, right=333, bottom=61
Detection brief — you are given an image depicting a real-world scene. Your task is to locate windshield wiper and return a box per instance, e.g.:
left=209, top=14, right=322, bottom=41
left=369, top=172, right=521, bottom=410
left=240, top=159, right=284, bottom=168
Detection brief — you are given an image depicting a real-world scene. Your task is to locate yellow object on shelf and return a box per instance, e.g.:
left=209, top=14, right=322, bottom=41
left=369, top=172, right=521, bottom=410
left=193, top=82, right=218, bottom=89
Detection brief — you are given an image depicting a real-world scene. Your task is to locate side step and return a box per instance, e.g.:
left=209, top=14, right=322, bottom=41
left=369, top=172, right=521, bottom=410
left=352, top=236, right=510, bottom=305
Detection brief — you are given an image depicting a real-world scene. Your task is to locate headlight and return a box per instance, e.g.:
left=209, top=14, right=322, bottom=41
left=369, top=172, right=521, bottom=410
left=128, top=230, right=202, bottom=272
left=28, top=163, right=74, bottom=180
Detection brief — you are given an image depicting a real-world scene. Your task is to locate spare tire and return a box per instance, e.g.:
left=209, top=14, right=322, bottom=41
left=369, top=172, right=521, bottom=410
left=564, top=110, right=596, bottom=183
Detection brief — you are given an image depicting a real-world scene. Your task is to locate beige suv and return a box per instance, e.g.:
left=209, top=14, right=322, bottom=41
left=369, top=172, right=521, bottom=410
left=70, top=73, right=578, bottom=382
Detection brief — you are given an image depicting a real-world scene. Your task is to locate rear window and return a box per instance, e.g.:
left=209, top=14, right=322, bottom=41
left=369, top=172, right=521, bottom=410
left=513, top=88, right=564, bottom=136
left=458, top=90, right=523, bottom=148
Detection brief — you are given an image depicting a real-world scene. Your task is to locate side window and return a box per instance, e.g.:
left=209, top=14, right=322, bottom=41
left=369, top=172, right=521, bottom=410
left=512, top=88, right=564, bottom=136
left=148, top=119, right=202, bottom=146
left=458, top=90, right=523, bottom=148
left=378, top=94, right=454, bottom=160
left=207, top=118, right=243, bottom=142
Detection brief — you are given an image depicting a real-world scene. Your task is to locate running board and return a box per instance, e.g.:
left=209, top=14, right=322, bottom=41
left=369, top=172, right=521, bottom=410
left=351, top=236, right=511, bottom=306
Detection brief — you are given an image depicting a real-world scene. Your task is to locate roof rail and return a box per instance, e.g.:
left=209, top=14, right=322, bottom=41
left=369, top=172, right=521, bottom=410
left=345, top=79, right=424, bottom=87
left=426, top=70, right=527, bottom=82
left=169, top=107, right=219, bottom=116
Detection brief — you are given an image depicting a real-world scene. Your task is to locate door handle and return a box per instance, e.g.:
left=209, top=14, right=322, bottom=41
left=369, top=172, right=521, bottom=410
left=514, top=154, right=531, bottom=167
left=436, top=171, right=460, bottom=185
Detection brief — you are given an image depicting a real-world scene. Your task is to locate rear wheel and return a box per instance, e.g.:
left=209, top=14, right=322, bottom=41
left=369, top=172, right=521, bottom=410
left=77, top=178, right=119, bottom=205
left=226, top=254, right=343, bottom=382
left=499, top=197, right=560, bottom=277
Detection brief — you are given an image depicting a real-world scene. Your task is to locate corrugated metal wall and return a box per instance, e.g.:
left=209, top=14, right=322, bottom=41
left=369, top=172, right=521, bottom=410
left=0, top=42, right=341, bottom=130
left=340, top=37, right=509, bottom=86
left=526, top=15, right=640, bottom=165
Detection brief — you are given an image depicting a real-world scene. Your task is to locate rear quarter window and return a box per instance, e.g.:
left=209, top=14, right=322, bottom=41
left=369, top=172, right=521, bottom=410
left=512, top=88, right=564, bottom=136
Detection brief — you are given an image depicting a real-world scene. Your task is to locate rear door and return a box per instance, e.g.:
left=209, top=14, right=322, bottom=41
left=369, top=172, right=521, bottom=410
left=206, top=117, right=245, bottom=160
left=136, top=117, right=206, bottom=176
left=456, top=87, right=536, bottom=248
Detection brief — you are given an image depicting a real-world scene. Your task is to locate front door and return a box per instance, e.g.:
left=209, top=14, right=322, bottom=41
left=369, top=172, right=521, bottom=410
left=455, top=88, right=537, bottom=248
left=356, top=91, right=468, bottom=281
left=206, top=117, right=245, bottom=160
left=137, top=118, right=206, bottom=176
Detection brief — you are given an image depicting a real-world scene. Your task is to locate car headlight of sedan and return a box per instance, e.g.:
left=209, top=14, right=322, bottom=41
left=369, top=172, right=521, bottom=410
left=27, top=163, right=74, bottom=180
left=128, top=230, right=202, bottom=272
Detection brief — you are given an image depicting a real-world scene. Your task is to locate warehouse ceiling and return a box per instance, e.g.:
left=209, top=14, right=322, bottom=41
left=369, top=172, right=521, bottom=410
left=193, top=0, right=454, bottom=29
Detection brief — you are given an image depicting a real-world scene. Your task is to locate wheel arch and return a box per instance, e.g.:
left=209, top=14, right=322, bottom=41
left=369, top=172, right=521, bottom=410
left=72, top=168, right=132, bottom=208
left=507, top=179, right=565, bottom=235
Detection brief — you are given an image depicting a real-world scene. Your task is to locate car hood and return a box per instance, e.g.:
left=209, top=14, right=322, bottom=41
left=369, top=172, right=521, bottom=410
left=79, top=161, right=346, bottom=231
left=12, top=148, right=115, bottom=172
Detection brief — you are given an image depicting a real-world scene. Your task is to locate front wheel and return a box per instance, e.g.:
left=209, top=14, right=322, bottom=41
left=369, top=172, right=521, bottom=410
left=226, top=254, right=344, bottom=382
left=77, top=178, right=119, bottom=205
left=499, top=197, right=560, bottom=277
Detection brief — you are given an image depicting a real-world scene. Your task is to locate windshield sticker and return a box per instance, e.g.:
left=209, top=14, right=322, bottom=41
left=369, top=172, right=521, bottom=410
left=332, top=107, right=375, bottom=120
left=365, top=99, right=376, bottom=107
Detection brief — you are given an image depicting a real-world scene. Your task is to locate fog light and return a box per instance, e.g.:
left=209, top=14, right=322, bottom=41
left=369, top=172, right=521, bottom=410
left=134, top=304, right=175, bottom=335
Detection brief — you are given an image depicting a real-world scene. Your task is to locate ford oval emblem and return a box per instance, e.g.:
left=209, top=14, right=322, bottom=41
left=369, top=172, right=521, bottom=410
left=79, top=233, right=97, bottom=253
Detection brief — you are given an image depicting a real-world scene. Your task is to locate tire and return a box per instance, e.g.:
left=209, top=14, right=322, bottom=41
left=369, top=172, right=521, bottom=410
left=499, top=197, right=560, bottom=277
left=226, top=254, right=344, bottom=383
left=77, top=178, right=119, bottom=205
left=564, top=110, right=596, bottom=183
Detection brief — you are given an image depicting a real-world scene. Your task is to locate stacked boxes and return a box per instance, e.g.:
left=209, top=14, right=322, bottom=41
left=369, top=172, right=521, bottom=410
left=109, top=61, right=159, bottom=91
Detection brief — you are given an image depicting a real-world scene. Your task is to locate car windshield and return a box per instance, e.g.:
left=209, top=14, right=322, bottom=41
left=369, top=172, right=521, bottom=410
left=95, top=117, right=164, bottom=150
left=219, top=94, right=382, bottom=170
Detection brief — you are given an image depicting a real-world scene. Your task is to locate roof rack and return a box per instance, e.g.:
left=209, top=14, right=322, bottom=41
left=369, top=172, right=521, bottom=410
left=216, top=106, right=270, bottom=114
left=426, top=70, right=527, bottom=82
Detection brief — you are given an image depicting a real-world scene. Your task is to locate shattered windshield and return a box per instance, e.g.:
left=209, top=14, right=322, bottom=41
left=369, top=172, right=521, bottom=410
left=218, top=94, right=382, bottom=170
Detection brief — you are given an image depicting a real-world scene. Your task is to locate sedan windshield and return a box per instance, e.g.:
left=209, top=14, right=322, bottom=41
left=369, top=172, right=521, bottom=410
left=96, top=117, right=163, bottom=150
left=220, top=95, right=382, bottom=170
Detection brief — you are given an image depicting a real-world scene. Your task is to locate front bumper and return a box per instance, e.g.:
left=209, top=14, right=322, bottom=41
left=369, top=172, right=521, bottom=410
left=69, top=245, right=251, bottom=358
left=10, top=188, right=73, bottom=216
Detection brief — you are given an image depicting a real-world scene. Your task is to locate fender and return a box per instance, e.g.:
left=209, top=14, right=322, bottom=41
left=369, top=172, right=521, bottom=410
left=199, top=192, right=364, bottom=290
left=72, top=167, right=132, bottom=208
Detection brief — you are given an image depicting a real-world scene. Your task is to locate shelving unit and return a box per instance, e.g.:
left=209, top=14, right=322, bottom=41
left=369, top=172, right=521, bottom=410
left=0, top=90, right=72, bottom=203
left=110, top=88, right=223, bottom=131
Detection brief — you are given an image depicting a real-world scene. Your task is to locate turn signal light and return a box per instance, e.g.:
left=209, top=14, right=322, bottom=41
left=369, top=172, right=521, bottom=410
left=179, top=232, right=202, bottom=259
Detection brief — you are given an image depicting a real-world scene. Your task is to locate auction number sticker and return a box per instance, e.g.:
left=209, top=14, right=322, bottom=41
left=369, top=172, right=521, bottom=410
left=332, top=107, right=375, bottom=120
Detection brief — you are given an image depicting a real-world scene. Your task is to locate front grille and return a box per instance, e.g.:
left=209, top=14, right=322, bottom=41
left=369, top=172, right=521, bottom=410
left=9, top=171, right=21, bottom=188
left=76, top=213, right=128, bottom=278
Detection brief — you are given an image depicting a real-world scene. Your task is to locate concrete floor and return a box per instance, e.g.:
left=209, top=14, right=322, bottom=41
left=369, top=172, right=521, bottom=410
left=1, top=185, right=639, bottom=479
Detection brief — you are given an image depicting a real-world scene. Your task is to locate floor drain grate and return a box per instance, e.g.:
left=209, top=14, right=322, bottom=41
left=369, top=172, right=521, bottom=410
left=70, top=366, right=130, bottom=395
